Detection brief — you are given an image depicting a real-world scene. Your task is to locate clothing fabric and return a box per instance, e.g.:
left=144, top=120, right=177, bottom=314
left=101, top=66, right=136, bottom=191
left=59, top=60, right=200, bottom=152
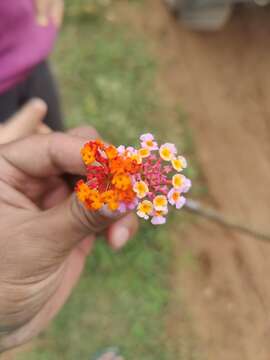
left=0, top=61, right=63, bottom=131
left=0, top=0, right=57, bottom=94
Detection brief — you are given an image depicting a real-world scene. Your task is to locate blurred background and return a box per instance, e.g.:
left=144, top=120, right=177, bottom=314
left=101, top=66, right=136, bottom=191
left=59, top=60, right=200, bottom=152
left=5, top=0, right=270, bottom=359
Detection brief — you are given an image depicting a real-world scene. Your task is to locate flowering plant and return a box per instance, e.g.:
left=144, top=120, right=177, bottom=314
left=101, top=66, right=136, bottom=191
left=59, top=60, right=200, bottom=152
left=75, top=134, right=191, bottom=225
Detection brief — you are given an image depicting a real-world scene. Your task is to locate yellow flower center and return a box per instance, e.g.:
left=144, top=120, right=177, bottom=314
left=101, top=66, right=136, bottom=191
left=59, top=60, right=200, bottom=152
left=112, top=173, right=131, bottom=190
left=130, top=153, right=142, bottom=164
left=153, top=195, right=168, bottom=209
left=81, top=146, right=95, bottom=165
left=172, top=158, right=182, bottom=171
left=139, top=148, right=150, bottom=158
left=133, top=181, right=149, bottom=198
left=172, top=174, right=183, bottom=188
left=160, top=147, right=172, bottom=161
left=138, top=200, right=153, bottom=214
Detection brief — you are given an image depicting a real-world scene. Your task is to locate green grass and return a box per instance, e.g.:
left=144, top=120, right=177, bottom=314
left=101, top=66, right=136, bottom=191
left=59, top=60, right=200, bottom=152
left=17, top=2, right=199, bottom=359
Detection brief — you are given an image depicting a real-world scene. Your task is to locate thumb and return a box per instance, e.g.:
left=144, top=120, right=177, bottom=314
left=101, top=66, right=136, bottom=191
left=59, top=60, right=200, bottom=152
left=38, top=192, right=121, bottom=252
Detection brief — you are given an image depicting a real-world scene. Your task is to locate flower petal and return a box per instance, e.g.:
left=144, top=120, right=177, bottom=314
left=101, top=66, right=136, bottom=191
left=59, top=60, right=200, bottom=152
left=151, top=216, right=166, bottom=225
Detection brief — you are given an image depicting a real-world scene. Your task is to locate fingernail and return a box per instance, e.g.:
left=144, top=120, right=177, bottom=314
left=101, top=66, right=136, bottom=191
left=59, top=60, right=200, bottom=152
left=112, top=226, right=130, bottom=249
left=29, top=98, right=48, bottom=112
left=36, top=15, right=49, bottom=27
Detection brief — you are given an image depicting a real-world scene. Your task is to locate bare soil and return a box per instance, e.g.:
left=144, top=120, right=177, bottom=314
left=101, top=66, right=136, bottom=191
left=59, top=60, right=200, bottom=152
left=3, top=2, right=270, bottom=360
left=119, top=2, right=270, bottom=359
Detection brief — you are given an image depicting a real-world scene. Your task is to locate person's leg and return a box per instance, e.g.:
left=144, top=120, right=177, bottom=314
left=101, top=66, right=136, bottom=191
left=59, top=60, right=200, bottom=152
left=23, top=61, right=64, bottom=131
left=0, top=87, right=20, bottom=123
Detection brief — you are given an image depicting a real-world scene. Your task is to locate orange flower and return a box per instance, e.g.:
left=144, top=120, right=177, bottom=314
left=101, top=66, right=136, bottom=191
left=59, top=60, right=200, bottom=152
left=105, top=145, right=118, bottom=160
left=109, top=156, right=124, bottom=174
left=81, top=144, right=95, bottom=165
left=124, top=158, right=141, bottom=174
left=75, top=180, right=91, bottom=202
left=102, top=190, right=119, bottom=211
left=75, top=181, right=103, bottom=210
left=86, top=189, right=103, bottom=210
left=76, top=134, right=191, bottom=223
left=118, top=188, right=136, bottom=203
left=112, top=173, right=131, bottom=191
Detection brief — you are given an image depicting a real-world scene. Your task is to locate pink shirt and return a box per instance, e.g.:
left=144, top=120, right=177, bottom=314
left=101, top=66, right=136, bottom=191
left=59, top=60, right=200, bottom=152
left=0, top=0, right=57, bottom=94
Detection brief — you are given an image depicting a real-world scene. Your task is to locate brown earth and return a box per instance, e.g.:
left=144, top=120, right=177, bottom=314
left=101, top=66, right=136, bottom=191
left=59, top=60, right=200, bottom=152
left=118, top=2, right=270, bottom=359
left=3, top=2, right=270, bottom=360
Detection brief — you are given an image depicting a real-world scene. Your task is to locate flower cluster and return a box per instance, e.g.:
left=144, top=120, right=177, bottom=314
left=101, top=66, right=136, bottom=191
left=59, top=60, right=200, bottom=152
left=75, top=134, right=191, bottom=225
left=76, top=140, right=140, bottom=212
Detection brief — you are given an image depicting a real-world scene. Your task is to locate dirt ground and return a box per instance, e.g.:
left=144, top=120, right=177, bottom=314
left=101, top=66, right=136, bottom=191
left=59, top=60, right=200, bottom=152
left=3, top=3, right=270, bottom=360
left=120, top=2, right=270, bottom=359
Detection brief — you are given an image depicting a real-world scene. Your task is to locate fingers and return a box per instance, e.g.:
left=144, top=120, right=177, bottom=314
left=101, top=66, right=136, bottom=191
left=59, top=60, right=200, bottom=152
left=107, top=213, right=139, bottom=250
left=35, top=0, right=64, bottom=28
left=0, top=131, right=122, bottom=249
left=0, top=99, right=47, bottom=144
left=38, top=124, right=52, bottom=135
left=40, top=177, right=70, bottom=209
left=67, top=125, right=100, bottom=139
left=97, top=352, right=124, bottom=360
left=0, top=131, right=136, bottom=252
left=0, top=132, right=86, bottom=177
left=35, top=0, right=50, bottom=26
left=51, top=0, right=64, bottom=28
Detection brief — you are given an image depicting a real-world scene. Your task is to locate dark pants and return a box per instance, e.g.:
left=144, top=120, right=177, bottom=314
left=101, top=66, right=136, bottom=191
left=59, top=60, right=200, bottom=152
left=0, top=61, right=63, bottom=131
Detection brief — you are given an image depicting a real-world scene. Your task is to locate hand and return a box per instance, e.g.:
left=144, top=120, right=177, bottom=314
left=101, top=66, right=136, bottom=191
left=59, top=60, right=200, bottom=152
left=0, top=99, right=50, bottom=144
left=35, top=0, right=64, bottom=28
left=0, top=130, right=138, bottom=352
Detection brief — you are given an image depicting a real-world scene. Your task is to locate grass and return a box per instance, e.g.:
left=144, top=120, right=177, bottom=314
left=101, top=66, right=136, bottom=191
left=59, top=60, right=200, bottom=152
left=17, top=1, right=199, bottom=359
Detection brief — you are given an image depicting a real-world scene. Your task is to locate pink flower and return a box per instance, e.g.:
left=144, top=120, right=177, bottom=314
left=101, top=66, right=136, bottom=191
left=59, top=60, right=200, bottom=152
left=182, top=178, right=192, bottom=193
left=140, top=133, right=158, bottom=151
left=171, top=156, right=187, bottom=172
left=167, top=188, right=186, bottom=209
left=77, top=133, right=191, bottom=226
left=164, top=165, right=173, bottom=174
left=126, top=146, right=136, bottom=156
left=151, top=216, right=166, bottom=225
left=153, top=195, right=168, bottom=211
left=163, top=143, right=177, bottom=154
left=117, top=145, right=126, bottom=154
left=127, top=198, right=139, bottom=210
left=118, top=202, right=127, bottom=213
left=159, top=143, right=177, bottom=161
left=151, top=209, right=168, bottom=225
left=133, top=180, right=149, bottom=199
left=137, top=200, right=153, bottom=220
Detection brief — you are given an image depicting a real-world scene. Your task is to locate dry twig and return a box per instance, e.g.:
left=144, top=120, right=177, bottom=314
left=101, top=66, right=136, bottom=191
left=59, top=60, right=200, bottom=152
left=185, top=199, right=270, bottom=243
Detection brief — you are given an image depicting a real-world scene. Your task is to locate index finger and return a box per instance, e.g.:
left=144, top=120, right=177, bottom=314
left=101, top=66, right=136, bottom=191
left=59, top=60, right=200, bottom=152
left=0, top=99, right=47, bottom=144
left=0, top=132, right=90, bottom=178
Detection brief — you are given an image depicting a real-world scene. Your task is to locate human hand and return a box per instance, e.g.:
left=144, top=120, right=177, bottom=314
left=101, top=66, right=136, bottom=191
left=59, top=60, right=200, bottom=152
left=35, top=0, right=64, bottom=28
left=0, top=99, right=50, bottom=144
left=0, top=129, right=138, bottom=353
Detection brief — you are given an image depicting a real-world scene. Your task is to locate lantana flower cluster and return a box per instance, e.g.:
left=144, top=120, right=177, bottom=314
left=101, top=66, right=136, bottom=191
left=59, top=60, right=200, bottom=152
left=75, top=134, right=191, bottom=225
